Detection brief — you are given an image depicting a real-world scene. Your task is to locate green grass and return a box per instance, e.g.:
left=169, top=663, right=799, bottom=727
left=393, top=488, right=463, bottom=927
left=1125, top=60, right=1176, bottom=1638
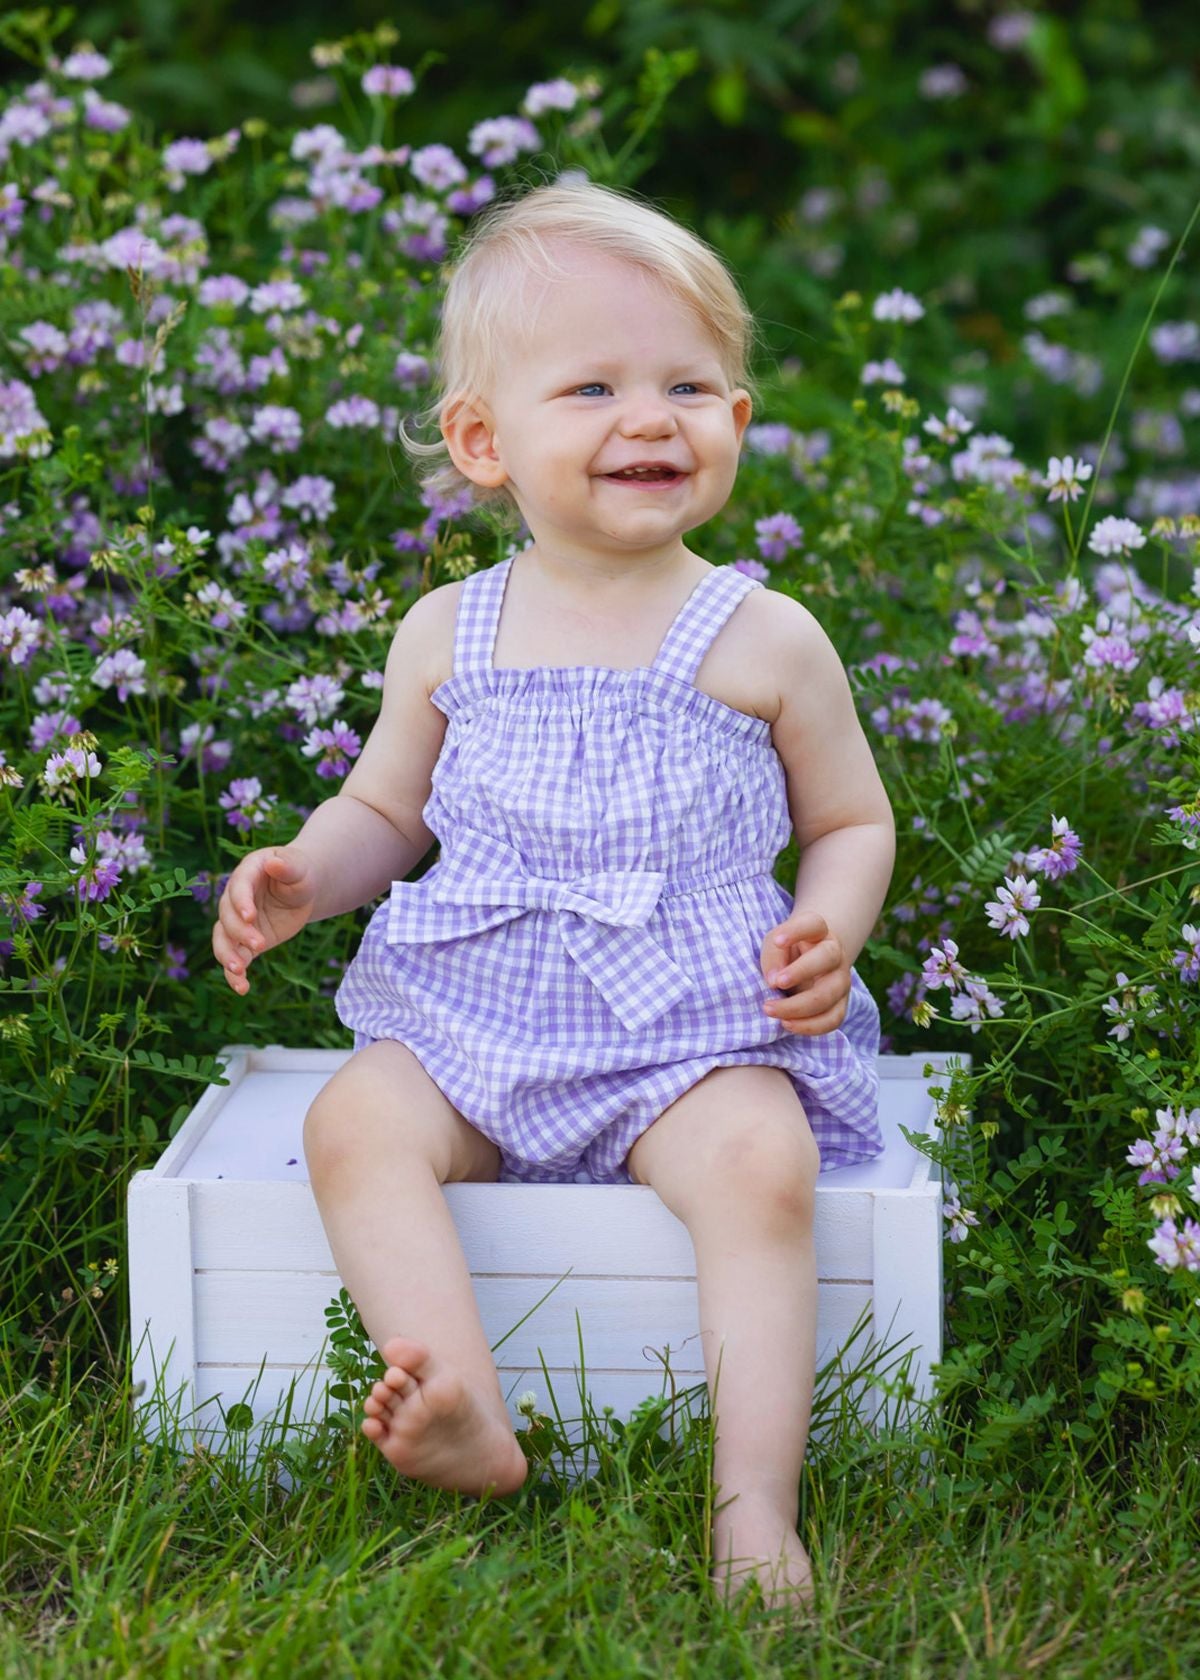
left=3, top=1325, right=1198, bottom=1679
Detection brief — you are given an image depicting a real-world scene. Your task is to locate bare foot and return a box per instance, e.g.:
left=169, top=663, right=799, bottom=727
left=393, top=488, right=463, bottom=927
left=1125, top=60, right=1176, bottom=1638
left=711, top=1488, right=815, bottom=1613
left=360, top=1336, right=528, bottom=1497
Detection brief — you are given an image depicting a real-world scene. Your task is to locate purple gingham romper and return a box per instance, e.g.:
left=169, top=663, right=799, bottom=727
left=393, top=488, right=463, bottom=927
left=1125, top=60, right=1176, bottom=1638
left=334, top=555, right=885, bottom=1185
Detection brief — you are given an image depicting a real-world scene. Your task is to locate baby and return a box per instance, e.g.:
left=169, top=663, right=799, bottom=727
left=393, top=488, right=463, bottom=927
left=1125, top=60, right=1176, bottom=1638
left=213, top=180, right=896, bottom=1611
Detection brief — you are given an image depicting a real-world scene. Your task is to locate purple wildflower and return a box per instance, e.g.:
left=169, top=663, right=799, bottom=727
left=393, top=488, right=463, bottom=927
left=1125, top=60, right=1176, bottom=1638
left=285, top=673, right=344, bottom=725
left=0, top=606, right=42, bottom=664
left=1025, top=814, right=1083, bottom=881
left=198, top=274, right=251, bottom=308
left=218, top=776, right=278, bottom=832
left=280, top=475, right=336, bottom=523
left=393, top=352, right=430, bottom=388
left=301, top=719, right=362, bottom=778
left=410, top=145, right=467, bottom=191
left=362, top=66, right=415, bottom=98
left=325, top=395, right=381, bottom=430
left=92, top=648, right=147, bottom=701
left=162, top=138, right=212, bottom=188
left=163, top=942, right=190, bottom=980
left=754, top=512, right=803, bottom=562
left=446, top=175, right=496, bottom=216
left=920, top=937, right=968, bottom=991
left=522, top=78, right=579, bottom=116
left=1126, top=1127, right=1187, bottom=1186
left=61, top=48, right=113, bottom=80
left=1102, top=973, right=1163, bottom=1041
left=1, top=881, right=43, bottom=923
left=248, top=280, right=306, bottom=315
left=942, top=1182, right=980, bottom=1243
left=467, top=115, right=540, bottom=168
left=1087, top=516, right=1146, bottom=558
left=949, top=977, right=1005, bottom=1031
left=71, top=846, right=122, bottom=902
left=984, top=874, right=1040, bottom=939
left=249, top=404, right=303, bottom=453
left=1171, top=924, right=1200, bottom=984
left=1147, top=1217, right=1200, bottom=1272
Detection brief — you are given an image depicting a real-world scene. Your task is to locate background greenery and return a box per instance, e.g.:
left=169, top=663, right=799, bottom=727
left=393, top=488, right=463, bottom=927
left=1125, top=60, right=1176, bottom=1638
left=2, top=1, right=1200, bottom=1670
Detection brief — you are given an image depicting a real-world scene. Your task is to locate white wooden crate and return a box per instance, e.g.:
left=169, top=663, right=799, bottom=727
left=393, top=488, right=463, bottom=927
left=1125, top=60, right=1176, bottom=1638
left=128, top=1045, right=963, bottom=1457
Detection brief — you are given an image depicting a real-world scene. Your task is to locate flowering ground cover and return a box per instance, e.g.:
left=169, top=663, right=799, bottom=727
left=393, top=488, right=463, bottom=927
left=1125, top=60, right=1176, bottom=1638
left=1, top=13, right=1199, bottom=1669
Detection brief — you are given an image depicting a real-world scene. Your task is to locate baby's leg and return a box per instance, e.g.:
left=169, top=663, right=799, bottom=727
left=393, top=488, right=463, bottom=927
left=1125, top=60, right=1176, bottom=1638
left=627, top=1066, right=819, bottom=1610
left=303, top=1040, right=527, bottom=1497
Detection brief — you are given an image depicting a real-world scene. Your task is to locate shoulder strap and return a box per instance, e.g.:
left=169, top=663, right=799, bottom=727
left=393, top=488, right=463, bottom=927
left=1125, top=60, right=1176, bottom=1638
left=452, top=556, right=513, bottom=677
left=651, top=566, right=763, bottom=685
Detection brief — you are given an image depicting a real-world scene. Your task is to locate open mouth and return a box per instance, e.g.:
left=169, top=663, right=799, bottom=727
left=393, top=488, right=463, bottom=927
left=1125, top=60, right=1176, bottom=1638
left=602, top=467, right=685, bottom=486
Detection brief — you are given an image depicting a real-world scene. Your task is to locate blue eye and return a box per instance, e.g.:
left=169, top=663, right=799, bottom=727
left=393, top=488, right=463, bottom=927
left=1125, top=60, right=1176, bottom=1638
left=575, top=383, right=608, bottom=396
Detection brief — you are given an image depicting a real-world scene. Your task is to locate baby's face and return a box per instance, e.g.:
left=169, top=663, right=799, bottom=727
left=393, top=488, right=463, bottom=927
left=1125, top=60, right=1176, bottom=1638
left=462, top=248, right=751, bottom=564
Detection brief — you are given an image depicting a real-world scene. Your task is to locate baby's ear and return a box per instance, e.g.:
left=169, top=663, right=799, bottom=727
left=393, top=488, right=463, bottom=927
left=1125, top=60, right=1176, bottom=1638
left=442, top=395, right=508, bottom=488
left=731, top=388, right=753, bottom=446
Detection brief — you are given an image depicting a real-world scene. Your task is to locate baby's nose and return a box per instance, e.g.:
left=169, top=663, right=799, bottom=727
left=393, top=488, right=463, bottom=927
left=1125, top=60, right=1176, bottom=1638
left=617, top=398, right=678, bottom=436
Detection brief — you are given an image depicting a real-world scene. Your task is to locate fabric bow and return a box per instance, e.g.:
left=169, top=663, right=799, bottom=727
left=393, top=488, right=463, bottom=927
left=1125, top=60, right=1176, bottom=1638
left=385, top=830, right=692, bottom=1033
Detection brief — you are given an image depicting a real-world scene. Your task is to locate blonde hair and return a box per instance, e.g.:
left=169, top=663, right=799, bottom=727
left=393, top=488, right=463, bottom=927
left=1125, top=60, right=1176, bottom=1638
left=402, top=178, right=758, bottom=523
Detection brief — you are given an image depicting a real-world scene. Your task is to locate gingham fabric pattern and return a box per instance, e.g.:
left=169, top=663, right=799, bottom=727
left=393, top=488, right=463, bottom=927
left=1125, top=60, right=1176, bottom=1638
left=335, top=555, right=884, bottom=1185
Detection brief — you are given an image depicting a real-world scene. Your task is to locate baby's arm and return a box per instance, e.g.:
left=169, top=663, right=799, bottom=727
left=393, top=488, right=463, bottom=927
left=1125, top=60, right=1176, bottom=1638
left=759, top=595, right=895, bottom=1034
left=297, top=588, right=452, bottom=918
left=214, top=591, right=451, bottom=990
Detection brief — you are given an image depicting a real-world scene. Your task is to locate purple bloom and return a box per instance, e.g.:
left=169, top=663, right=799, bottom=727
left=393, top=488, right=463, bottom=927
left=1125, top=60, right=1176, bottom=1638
left=362, top=65, right=415, bottom=99
left=301, top=719, right=362, bottom=778
left=218, top=776, right=278, bottom=832
left=0, top=606, right=42, bottom=664
left=1, top=881, right=43, bottom=924
left=71, top=848, right=122, bottom=902
left=280, top=475, right=336, bottom=523
left=163, top=942, right=190, bottom=980
left=522, top=78, right=579, bottom=116
left=162, top=138, right=212, bottom=187
left=0, top=377, right=51, bottom=458
left=410, top=145, right=467, bottom=192
left=61, top=49, right=113, bottom=81
left=1025, top=815, right=1083, bottom=881
left=920, top=938, right=968, bottom=992
left=82, top=91, right=131, bottom=133
left=984, top=874, right=1040, bottom=939
left=1171, top=924, right=1200, bottom=984
left=446, top=175, right=496, bottom=216
left=1126, top=1130, right=1187, bottom=1186
left=92, top=648, right=147, bottom=701
left=393, top=352, right=431, bottom=389
left=285, top=673, right=344, bottom=724
left=1147, top=1217, right=1200, bottom=1272
left=325, top=395, right=381, bottom=430
left=467, top=115, right=540, bottom=168
left=249, top=404, right=303, bottom=453
left=948, top=977, right=1005, bottom=1031
left=754, top=512, right=803, bottom=562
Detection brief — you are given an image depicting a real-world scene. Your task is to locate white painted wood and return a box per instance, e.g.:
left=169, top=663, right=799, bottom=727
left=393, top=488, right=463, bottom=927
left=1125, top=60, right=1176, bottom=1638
left=127, top=1173, right=196, bottom=1434
left=872, top=1188, right=945, bottom=1423
left=189, top=1179, right=877, bottom=1279
left=129, top=1046, right=966, bottom=1458
left=192, top=1269, right=873, bottom=1374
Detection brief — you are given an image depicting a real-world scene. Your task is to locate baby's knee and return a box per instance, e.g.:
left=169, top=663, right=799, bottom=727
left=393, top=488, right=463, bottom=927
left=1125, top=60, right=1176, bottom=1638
left=706, top=1114, right=820, bottom=1226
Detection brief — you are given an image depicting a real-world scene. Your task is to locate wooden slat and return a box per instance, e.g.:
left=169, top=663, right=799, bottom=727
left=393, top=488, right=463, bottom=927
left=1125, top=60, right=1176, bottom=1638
left=190, top=1179, right=876, bottom=1277
left=192, top=1269, right=872, bottom=1374
left=127, top=1173, right=196, bottom=1430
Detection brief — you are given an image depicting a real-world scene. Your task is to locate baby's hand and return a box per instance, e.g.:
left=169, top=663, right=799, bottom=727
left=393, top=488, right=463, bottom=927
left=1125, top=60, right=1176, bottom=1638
left=213, top=845, right=316, bottom=995
left=759, top=910, right=852, bottom=1036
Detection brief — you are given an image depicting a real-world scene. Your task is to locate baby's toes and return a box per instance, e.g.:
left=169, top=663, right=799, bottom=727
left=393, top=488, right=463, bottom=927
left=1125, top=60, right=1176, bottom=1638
left=380, top=1336, right=432, bottom=1376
